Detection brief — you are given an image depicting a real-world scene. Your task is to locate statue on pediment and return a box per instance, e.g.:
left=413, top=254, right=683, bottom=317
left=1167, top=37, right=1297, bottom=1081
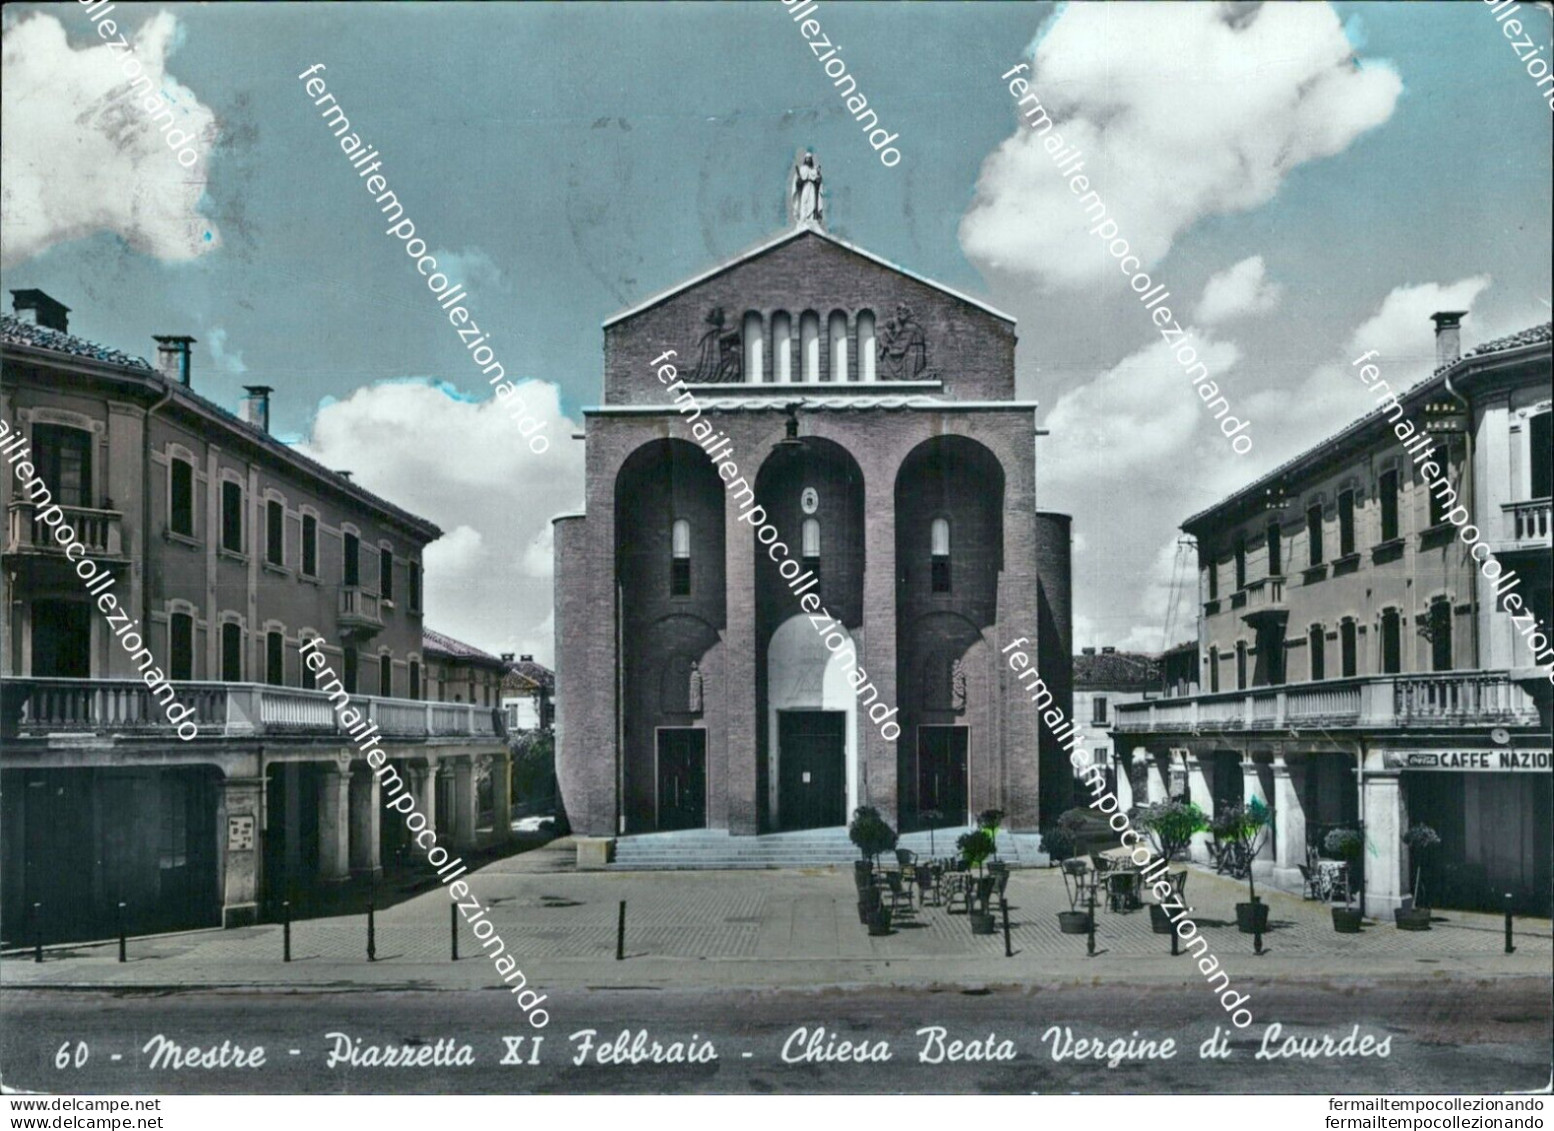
left=791, top=151, right=823, bottom=228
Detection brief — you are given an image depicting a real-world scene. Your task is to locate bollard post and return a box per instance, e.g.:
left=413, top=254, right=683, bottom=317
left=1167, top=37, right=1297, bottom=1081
left=367, top=901, right=376, bottom=962
left=616, top=900, right=627, bottom=961
left=450, top=902, right=459, bottom=961
left=1001, top=897, right=1013, bottom=958
left=1085, top=885, right=1096, bottom=958
left=1170, top=914, right=1179, bottom=956
left=1504, top=892, right=1515, bottom=954
left=117, top=902, right=127, bottom=963
left=282, top=900, right=291, bottom=963
left=32, top=903, right=42, bottom=964
left=1253, top=900, right=1265, bottom=956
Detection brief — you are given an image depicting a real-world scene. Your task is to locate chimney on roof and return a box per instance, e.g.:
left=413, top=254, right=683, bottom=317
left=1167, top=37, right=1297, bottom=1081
left=10, top=290, right=70, bottom=332
left=153, top=335, right=195, bottom=386
left=1101, top=646, right=1117, bottom=654
left=241, top=385, right=273, bottom=433
left=501, top=653, right=515, bottom=663
left=1081, top=647, right=1096, bottom=655
left=1432, top=311, right=1468, bottom=370
left=520, top=654, right=533, bottom=662
left=336, top=470, right=353, bottom=481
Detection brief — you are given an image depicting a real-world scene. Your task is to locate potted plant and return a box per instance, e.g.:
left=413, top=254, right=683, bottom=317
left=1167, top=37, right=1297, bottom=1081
left=1058, top=859, right=1093, bottom=934
left=1396, top=823, right=1439, bottom=931
left=1324, top=827, right=1365, bottom=933
left=1039, top=822, right=1075, bottom=865
left=1216, top=798, right=1273, bottom=933
left=849, top=806, right=897, bottom=927
left=957, top=827, right=998, bottom=934
left=1137, top=799, right=1209, bottom=863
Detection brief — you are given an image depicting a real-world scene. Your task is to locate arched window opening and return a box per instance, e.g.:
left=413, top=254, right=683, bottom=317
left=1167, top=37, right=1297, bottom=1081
left=828, top=310, right=848, bottom=382
left=671, top=518, right=691, bottom=596
left=800, top=311, right=820, bottom=382
left=743, top=312, right=764, bottom=384
left=857, top=310, right=876, bottom=383
left=931, top=517, right=951, bottom=593
left=801, top=517, right=821, bottom=583
left=772, top=312, right=792, bottom=383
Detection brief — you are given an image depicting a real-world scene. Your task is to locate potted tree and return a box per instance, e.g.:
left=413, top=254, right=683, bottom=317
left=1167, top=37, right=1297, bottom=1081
left=1396, top=823, right=1439, bottom=931
left=1324, top=827, right=1365, bottom=933
left=1137, top=799, right=1209, bottom=864
left=1218, top=798, right=1272, bottom=933
left=1058, top=858, right=1093, bottom=934
left=957, top=827, right=998, bottom=934
left=849, top=806, right=898, bottom=930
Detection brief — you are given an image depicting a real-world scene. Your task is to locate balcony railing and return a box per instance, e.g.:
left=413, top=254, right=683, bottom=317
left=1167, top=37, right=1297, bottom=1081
left=1501, top=498, right=1551, bottom=548
left=338, top=585, right=384, bottom=633
left=5, top=501, right=126, bottom=559
left=1114, top=670, right=1542, bottom=734
left=1, top=679, right=498, bottom=741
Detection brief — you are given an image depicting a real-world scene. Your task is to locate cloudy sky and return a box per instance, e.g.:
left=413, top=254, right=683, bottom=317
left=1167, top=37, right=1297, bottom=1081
left=3, top=1, right=1550, bottom=662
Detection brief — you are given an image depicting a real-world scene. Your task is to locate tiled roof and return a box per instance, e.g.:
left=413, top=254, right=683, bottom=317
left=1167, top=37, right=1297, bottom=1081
left=1184, top=320, right=1552, bottom=531
left=1, top=314, right=154, bottom=370
left=1074, top=650, right=1159, bottom=687
left=505, top=657, right=554, bottom=692
left=1, top=313, right=441, bottom=540
left=422, top=628, right=505, bottom=666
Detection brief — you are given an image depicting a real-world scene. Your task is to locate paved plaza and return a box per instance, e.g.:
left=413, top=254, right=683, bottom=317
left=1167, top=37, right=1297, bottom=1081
left=4, top=839, right=1548, bottom=994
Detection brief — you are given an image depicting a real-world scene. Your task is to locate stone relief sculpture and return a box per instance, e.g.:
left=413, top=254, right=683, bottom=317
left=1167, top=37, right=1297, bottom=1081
left=878, top=302, right=930, bottom=380
left=686, top=307, right=742, bottom=383
left=951, top=657, right=967, bottom=712
left=687, top=661, right=703, bottom=716
left=791, top=151, right=823, bottom=227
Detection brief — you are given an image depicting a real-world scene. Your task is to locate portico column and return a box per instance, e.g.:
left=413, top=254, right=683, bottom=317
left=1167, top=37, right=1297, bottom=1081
left=317, top=758, right=351, bottom=883
left=859, top=459, right=899, bottom=828
left=1362, top=772, right=1407, bottom=914
left=1184, top=751, right=1213, bottom=864
left=724, top=452, right=760, bottom=835
left=490, top=750, right=513, bottom=843
left=217, top=775, right=263, bottom=927
left=1142, top=747, right=1167, bottom=804
left=452, top=757, right=477, bottom=851
left=413, top=761, right=438, bottom=844
left=1271, top=753, right=1307, bottom=894
left=349, top=769, right=382, bottom=880
left=1244, top=753, right=1276, bottom=884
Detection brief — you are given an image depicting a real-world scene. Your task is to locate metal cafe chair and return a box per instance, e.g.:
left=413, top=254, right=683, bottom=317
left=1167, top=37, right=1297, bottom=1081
left=885, top=869, right=915, bottom=914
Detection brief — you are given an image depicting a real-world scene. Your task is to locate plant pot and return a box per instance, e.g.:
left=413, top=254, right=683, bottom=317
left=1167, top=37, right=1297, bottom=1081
left=857, top=886, right=881, bottom=924
left=867, top=907, right=893, bottom=936
left=1148, top=903, right=1176, bottom=935
left=1235, top=900, right=1269, bottom=934
left=1331, top=907, right=1363, bottom=933
left=1057, top=910, right=1092, bottom=935
left=1394, top=906, right=1431, bottom=931
left=970, top=911, right=996, bottom=935
left=854, top=860, right=872, bottom=884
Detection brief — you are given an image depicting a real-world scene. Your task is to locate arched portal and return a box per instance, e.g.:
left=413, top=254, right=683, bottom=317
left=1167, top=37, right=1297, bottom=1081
left=766, top=614, right=861, bottom=829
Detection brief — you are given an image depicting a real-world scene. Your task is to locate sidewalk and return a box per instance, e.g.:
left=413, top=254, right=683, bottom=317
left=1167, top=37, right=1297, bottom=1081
left=4, top=843, right=1548, bottom=993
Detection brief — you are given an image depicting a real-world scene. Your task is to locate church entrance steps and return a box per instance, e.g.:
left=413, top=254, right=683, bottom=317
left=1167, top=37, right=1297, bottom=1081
left=608, top=827, right=1049, bottom=871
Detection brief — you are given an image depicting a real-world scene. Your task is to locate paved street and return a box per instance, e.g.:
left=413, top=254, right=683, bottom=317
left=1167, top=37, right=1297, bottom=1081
left=2, top=979, right=1548, bottom=1094
left=4, top=844, right=1548, bottom=1093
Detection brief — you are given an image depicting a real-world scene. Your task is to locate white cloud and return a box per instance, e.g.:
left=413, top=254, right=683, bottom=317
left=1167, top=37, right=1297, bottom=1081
left=298, top=378, right=582, bottom=665
left=1345, top=276, right=1493, bottom=370
left=960, top=2, right=1400, bottom=289
left=1195, top=256, right=1283, bottom=325
left=207, top=327, right=247, bottom=376
left=431, top=247, right=506, bottom=293
left=1, top=12, right=219, bottom=267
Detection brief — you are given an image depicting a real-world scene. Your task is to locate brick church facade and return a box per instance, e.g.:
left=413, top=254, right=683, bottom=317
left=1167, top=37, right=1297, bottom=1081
left=553, top=173, right=1072, bottom=840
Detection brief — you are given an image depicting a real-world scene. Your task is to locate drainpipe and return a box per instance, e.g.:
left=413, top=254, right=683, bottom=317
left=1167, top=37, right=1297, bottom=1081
left=1442, top=368, right=1478, bottom=668
left=615, top=577, right=625, bottom=837
left=1353, top=737, right=1366, bottom=919
left=141, top=382, right=176, bottom=669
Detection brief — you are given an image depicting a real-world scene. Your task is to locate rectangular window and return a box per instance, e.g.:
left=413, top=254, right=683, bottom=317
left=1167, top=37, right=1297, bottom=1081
left=1266, top=521, right=1281, bottom=577
left=343, top=647, right=358, bottom=695
left=1531, top=412, right=1552, bottom=499
left=169, top=613, right=194, bottom=681
left=1381, top=608, right=1401, bottom=674
left=34, top=424, right=92, bottom=509
left=379, top=547, right=393, bottom=602
left=1379, top=470, right=1399, bottom=542
left=301, top=514, right=318, bottom=576
left=409, top=660, right=421, bottom=700
left=266, top=500, right=284, bottom=566
left=1091, top=696, right=1109, bottom=725
left=670, top=558, right=691, bottom=597
left=221, top=622, right=242, bottom=682
left=1338, top=490, right=1355, bottom=557
left=1207, top=558, right=1218, bottom=601
left=1209, top=649, right=1220, bottom=694
left=266, top=630, right=284, bottom=685
left=170, top=459, right=194, bottom=537
left=379, top=656, right=392, bottom=697
left=300, top=638, right=317, bottom=690
left=1430, top=599, right=1453, bottom=672
left=221, top=480, right=243, bottom=554
left=1309, top=626, right=1325, bottom=682
left=408, top=561, right=421, bottom=612
left=1428, top=477, right=1450, bottom=527
left=1341, top=621, right=1358, bottom=678
left=1234, top=535, right=1247, bottom=590
left=931, top=557, right=951, bottom=593
left=1235, top=642, right=1248, bottom=690
left=343, top=531, right=360, bottom=587
left=1307, top=503, right=1324, bottom=566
